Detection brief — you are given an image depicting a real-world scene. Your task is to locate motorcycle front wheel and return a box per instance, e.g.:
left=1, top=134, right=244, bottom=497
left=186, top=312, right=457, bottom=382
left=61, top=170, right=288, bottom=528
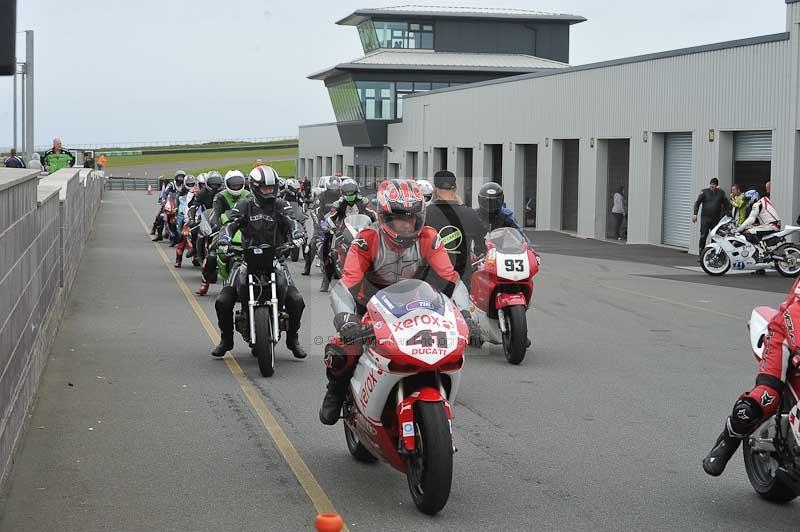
left=700, top=246, right=730, bottom=276
left=742, top=438, right=797, bottom=503
left=405, top=401, right=453, bottom=515
left=252, top=306, right=275, bottom=377
left=501, top=305, right=528, bottom=365
left=773, top=243, right=800, bottom=277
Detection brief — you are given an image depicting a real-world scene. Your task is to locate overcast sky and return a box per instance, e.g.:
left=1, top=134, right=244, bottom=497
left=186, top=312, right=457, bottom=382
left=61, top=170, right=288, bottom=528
left=0, top=0, right=790, bottom=149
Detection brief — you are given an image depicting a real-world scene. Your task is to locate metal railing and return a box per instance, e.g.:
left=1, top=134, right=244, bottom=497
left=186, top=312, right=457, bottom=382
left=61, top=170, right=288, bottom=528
left=104, top=177, right=161, bottom=191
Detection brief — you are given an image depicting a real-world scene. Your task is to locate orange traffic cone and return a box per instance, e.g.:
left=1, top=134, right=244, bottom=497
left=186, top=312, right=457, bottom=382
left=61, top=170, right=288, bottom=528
left=146, top=184, right=153, bottom=195
left=315, top=513, right=344, bottom=532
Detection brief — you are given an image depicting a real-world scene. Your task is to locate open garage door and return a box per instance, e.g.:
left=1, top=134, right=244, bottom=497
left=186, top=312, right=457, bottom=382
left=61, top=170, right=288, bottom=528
left=662, top=133, right=693, bottom=248
left=734, top=131, right=771, bottom=195
left=561, top=139, right=579, bottom=232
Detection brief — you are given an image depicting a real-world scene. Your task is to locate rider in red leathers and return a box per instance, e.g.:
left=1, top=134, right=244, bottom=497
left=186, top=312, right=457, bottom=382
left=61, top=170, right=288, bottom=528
left=318, top=179, right=461, bottom=425
left=703, top=280, right=800, bottom=476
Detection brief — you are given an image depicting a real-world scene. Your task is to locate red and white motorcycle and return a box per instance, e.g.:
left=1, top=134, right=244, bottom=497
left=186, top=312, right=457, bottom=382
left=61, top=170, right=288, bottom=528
left=742, top=285, right=800, bottom=502
left=468, top=228, right=540, bottom=364
left=337, top=279, right=468, bottom=515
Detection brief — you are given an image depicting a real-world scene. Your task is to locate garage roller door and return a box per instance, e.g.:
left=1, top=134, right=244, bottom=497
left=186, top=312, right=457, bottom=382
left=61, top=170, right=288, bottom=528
left=734, top=131, right=772, bottom=161
left=662, top=133, right=693, bottom=248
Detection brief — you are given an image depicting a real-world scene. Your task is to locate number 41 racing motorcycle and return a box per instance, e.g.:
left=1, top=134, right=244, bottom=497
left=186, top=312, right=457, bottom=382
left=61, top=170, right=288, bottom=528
left=741, top=281, right=800, bottom=502
left=332, top=279, right=468, bottom=515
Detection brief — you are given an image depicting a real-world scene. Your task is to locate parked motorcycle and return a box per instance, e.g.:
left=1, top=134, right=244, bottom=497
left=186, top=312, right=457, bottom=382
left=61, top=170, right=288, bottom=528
left=235, top=242, right=295, bottom=377
left=741, top=294, right=800, bottom=502
left=332, top=213, right=373, bottom=279
left=701, top=216, right=800, bottom=277
left=335, top=279, right=468, bottom=514
left=469, top=228, right=540, bottom=364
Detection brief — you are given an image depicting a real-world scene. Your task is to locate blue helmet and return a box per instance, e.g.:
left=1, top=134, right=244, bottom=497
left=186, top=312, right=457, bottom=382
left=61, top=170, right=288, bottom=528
left=744, top=189, right=759, bottom=203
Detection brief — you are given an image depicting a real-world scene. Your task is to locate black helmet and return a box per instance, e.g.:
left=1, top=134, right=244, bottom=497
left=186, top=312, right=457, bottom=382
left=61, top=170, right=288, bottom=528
left=327, top=177, right=342, bottom=193
left=248, top=165, right=279, bottom=206
left=478, top=182, right=504, bottom=215
left=341, top=181, right=359, bottom=204
left=206, top=171, right=223, bottom=191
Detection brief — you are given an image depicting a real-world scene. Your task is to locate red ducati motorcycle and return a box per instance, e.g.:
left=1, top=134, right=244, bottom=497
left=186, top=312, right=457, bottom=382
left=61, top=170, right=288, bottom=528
left=742, top=282, right=800, bottom=502
left=336, top=279, right=468, bottom=514
left=469, top=228, right=540, bottom=364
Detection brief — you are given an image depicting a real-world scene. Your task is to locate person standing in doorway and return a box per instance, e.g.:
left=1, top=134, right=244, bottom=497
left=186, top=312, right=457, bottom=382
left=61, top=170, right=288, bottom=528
left=611, top=186, right=626, bottom=240
left=729, top=183, right=747, bottom=226
left=692, top=177, right=727, bottom=257
left=764, top=180, right=771, bottom=199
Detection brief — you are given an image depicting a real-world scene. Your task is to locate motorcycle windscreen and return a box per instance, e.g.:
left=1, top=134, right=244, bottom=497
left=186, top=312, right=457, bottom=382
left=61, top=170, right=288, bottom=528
left=344, top=214, right=373, bottom=241
left=487, top=228, right=530, bottom=281
left=486, top=227, right=526, bottom=253
left=369, top=279, right=461, bottom=365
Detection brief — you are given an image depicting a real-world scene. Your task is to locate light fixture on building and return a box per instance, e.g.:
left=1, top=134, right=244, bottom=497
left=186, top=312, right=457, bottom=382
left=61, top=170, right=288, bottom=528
left=708, top=129, right=715, bottom=142
left=508, top=142, right=513, bottom=151
left=545, top=137, right=550, bottom=148
left=478, top=142, right=482, bottom=151
left=642, top=131, right=649, bottom=143
left=590, top=137, right=595, bottom=148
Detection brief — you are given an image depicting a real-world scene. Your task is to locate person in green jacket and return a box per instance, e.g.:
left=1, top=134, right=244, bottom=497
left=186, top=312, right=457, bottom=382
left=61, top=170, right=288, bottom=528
left=729, top=183, right=747, bottom=225
left=42, top=138, right=76, bottom=173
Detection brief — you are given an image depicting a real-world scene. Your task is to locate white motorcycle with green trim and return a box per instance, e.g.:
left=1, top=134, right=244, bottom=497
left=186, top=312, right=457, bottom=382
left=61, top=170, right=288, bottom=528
left=700, top=216, right=800, bottom=277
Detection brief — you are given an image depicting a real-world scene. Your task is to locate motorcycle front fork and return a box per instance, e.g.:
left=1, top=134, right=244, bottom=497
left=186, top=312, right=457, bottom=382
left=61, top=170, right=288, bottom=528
left=247, top=272, right=280, bottom=345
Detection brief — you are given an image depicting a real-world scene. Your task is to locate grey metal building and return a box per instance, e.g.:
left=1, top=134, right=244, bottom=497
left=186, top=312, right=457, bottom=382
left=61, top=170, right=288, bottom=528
left=300, top=2, right=800, bottom=253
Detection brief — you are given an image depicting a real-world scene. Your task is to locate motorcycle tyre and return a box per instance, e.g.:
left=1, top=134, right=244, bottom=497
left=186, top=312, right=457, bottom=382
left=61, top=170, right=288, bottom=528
left=773, top=243, right=800, bottom=277
left=406, top=401, right=453, bottom=516
left=700, top=246, right=730, bottom=276
left=742, top=438, right=798, bottom=503
left=252, top=307, right=275, bottom=377
left=502, top=305, right=528, bottom=365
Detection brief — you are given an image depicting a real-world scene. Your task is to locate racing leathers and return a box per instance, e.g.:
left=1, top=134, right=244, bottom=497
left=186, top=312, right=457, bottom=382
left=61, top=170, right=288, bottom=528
left=318, top=196, right=376, bottom=290
left=302, top=189, right=341, bottom=276
left=197, top=189, right=252, bottom=295
left=737, top=196, right=781, bottom=246
left=318, top=224, right=460, bottom=425
left=280, top=189, right=303, bottom=205
left=153, top=181, right=188, bottom=244
left=703, top=292, right=799, bottom=476
left=211, top=195, right=308, bottom=358
left=477, top=206, right=531, bottom=246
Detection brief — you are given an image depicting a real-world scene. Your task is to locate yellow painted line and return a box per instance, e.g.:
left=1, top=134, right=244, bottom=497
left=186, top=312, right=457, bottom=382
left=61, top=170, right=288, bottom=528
left=126, top=195, right=348, bottom=528
left=540, top=265, right=740, bottom=320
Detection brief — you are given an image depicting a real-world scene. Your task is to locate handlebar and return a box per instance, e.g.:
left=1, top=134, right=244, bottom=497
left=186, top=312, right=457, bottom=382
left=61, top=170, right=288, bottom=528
left=343, top=324, right=375, bottom=343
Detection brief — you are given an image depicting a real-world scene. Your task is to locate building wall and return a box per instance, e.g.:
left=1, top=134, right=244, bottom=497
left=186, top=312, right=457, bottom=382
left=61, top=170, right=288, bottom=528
left=298, top=123, right=354, bottom=180
left=387, top=7, right=800, bottom=253
left=0, top=168, right=104, bottom=488
left=434, top=20, right=570, bottom=62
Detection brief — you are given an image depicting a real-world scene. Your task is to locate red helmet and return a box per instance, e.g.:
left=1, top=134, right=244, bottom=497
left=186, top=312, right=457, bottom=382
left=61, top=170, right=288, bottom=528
left=375, top=179, right=426, bottom=248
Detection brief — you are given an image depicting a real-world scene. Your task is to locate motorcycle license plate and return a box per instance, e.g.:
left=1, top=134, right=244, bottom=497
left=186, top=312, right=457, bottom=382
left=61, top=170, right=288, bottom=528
left=496, top=252, right=529, bottom=281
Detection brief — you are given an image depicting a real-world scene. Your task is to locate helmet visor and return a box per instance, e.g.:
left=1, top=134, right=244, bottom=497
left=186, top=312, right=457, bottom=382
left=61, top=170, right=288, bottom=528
left=255, top=183, right=276, bottom=197
left=226, top=176, right=245, bottom=191
left=384, top=211, right=423, bottom=236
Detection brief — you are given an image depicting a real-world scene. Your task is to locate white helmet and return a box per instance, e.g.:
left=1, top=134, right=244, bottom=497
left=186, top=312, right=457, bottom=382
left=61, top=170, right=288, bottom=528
left=286, top=178, right=300, bottom=192
left=197, top=172, right=207, bottom=185
left=416, top=179, right=434, bottom=202
left=248, top=165, right=280, bottom=205
left=224, top=170, right=246, bottom=197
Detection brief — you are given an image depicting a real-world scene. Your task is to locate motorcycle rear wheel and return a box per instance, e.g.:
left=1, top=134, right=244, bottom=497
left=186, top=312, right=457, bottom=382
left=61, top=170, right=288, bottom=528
left=344, top=421, right=377, bottom=463
left=252, top=307, right=275, bottom=377
left=502, top=305, right=528, bottom=365
left=773, top=243, right=800, bottom=277
left=700, top=247, right=730, bottom=276
left=406, top=401, right=453, bottom=515
left=742, top=438, right=797, bottom=503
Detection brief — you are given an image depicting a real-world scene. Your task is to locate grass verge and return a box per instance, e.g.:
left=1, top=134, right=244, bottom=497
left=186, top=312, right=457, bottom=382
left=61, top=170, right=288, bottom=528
left=105, top=147, right=297, bottom=168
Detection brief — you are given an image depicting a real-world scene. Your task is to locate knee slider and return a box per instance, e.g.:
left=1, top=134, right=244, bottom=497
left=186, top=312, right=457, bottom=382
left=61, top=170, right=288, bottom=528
left=729, top=395, right=764, bottom=436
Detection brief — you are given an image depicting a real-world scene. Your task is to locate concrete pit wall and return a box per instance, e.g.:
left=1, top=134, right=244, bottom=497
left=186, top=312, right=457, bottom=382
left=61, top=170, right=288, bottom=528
left=0, top=167, right=104, bottom=487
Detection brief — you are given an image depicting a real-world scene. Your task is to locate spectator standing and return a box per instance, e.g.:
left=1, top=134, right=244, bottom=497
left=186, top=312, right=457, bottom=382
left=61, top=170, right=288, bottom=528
left=83, top=151, right=96, bottom=169
left=3, top=148, right=26, bottom=168
left=692, top=177, right=727, bottom=256
left=765, top=180, right=771, bottom=198
left=611, top=186, right=626, bottom=240
left=97, top=154, right=107, bottom=171
left=27, top=153, right=43, bottom=171
left=42, top=138, right=76, bottom=173
left=729, top=183, right=747, bottom=225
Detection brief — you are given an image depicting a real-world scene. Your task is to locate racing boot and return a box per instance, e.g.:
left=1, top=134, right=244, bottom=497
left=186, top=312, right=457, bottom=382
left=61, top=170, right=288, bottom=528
left=319, top=378, right=347, bottom=425
left=174, top=251, right=183, bottom=268
left=286, top=334, right=308, bottom=359
left=152, top=229, right=163, bottom=242
left=702, top=422, right=743, bottom=477
left=320, top=275, right=331, bottom=292
left=211, top=331, right=233, bottom=358
left=301, top=262, right=311, bottom=276
left=150, top=222, right=157, bottom=236
left=195, top=281, right=210, bottom=296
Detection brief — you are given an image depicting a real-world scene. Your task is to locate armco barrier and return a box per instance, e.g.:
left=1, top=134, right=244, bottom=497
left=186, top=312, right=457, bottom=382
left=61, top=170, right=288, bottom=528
left=0, top=167, right=104, bottom=488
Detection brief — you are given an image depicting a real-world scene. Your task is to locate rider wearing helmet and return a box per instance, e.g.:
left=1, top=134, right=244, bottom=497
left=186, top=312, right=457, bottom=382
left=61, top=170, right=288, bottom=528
left=191, top=171, right=223, bottom=211
left=302, top=176, right=344, bottom=277
left=416, top=179, right=434, bottom=203
left=210, top=170, right=250, bottom=229
left=317, top=181, right=377, bottom=292
left=152, top=170, right=187, bottom=241
left=704, top=278, right=800, bottom=476
left=475, top=182, right=530, bottom=244
left=211, top=166, right=309, bottom=359
left=737, top=189, right=781, bottom=242
left=318, top=178, right=462, bottom=425
left=280, top=178, right=303, bottom=205
left=194, top=172, right=227, bottom=296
